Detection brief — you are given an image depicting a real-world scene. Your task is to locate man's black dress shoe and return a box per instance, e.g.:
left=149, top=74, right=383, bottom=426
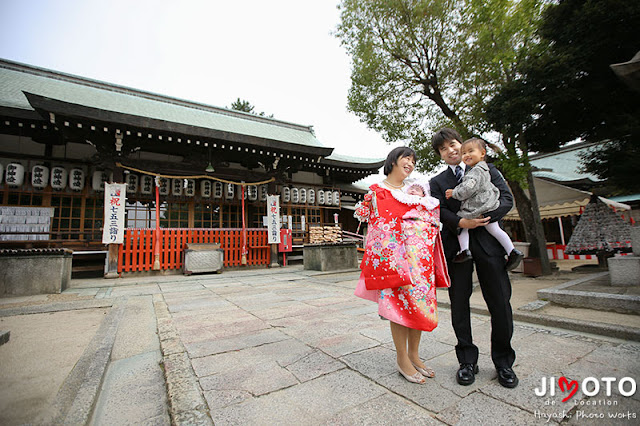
left=505, top=248, right=524, bottom=271
left=456, top=363, right=478, bottom=386
left=497, top=367, right=519, bottom=388
left=453, top=249, right=473, bottom=263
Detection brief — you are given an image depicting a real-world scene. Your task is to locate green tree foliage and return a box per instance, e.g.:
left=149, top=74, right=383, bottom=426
left=229, top=98, right=274, bottom=118
left=486, top=0, right=640, bottom=193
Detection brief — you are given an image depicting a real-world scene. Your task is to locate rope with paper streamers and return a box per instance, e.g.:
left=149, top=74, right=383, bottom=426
left=116, top=162, right=275, bottom=186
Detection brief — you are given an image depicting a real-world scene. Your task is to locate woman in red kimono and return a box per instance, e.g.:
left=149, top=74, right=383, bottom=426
left=354, top=147, right=450, bottom=384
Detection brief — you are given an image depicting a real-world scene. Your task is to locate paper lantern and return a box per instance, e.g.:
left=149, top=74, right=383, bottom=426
left=325, top=191, right=333, bottom=206
left=248, top=185, right=258, bottom=201
left=172, top=178, right=183, bottom=196
left=0, top=163, right=3, bottom=184
left=50, top=167, right=67, bottom=190
left=225, top=183, right=235, bottom=200
left=333, top=190, right=340, bottom=206
left=158, top=177, right=169, bottom=196
left=184, top=179, right=195, bottom=197
left=259, top=184, right=268, bottom=201
left=300, top=188, right=307, bottom=204
left=31, top=165, right=49, bottom=189
left=201, top=180, right=212, bottom=198
left=317, top=190, right=325, bottom=205
left=140, top=175, right=154, bottom=195
left=5, top=163, right=25, bottom=187
left=213, top=182, right=223, bottom=198
left=69, top=168, right=85, bottom=191
left=92, top=170, right=109, bottom=191
left=125, top=174, right=138, bottom=193
left=282, top=187, right=291, bottom=203
left=308, top=189, right=315, bottom=205
left=291, top=187, right=300, bottom=203
left=238, top=184, right=247, bottom=200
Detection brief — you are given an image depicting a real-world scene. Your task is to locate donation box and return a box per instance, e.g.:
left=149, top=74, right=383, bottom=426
left=279, top=229, right=292, bottom=252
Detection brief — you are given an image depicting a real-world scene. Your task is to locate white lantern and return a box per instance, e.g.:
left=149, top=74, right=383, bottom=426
left=172, top=178, right=183, bottom=196
left=201, top=180, right=212, bottom=198
left=333, top=190, right=340, bottom=206
left=51, top=167, right=67, bottom=190
left=317, top=190, right=325, bottom=205
left=308, top=189, right=315, bottom=205
left=5, top=163, right=25, bottom=187
left=238, top=184, right=247, bottom=200
left=291, top=187, right=300, bottom=203
left=158, top=177, right=170, bottom=196
left=125, top=174, right=138, bottom=193
left=185, top=179, right=195, bottom=197
left=282, top=187, right=291, bottom=203
left=225, top=183, right=235, bottom=199
left=325, top=191, right=333, bottom=206
left=213, top=182, right=223, bottom=198
left=69, top=168, right=85, bottom=191
left=0, top=163, right=3, bottom=184
left=92, top=170, right=109, bottom=191
left=259, top=184, right=268, bottom=201
left=248, top=185, right=258, bottom=201
left=140, top=175, right=154, bottom=194
left=300, top=188, right=307, bottom=204
left=31, top=165, right=49, bottom=189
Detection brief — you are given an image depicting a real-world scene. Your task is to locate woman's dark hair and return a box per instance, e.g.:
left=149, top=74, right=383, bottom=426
left=383, top=146, right=416, bottom=176
left=431, top=127, right=463, bottom=153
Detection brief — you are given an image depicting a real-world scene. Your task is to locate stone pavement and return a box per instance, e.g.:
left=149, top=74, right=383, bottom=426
left=1, top=264, right=639, bottom=425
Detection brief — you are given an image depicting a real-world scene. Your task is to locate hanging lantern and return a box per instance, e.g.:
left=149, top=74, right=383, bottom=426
left=333, top=190, right=340, bottom=206
left=158, top=177, right=170, bottom=196
left=51, top=166, right=67, bottom=190
left=31, top=165, right=49, bottom=189
left=300, top=188, right=307, bottom=204
left=201, top=180, right=212, bottom=198
left=238, top=183, right=247, bottom=200
left=291, top=187, right=300, bottom=203
left=172, top=178, right=183, bottom=196
left=213, top=181, right=223, bottom=198
left=225, top=183, right=235, bottom=199
left=317, top=190, right=325, bottom=205
left=5, top=163, right=25, bottom=187
left=0, top=163, right=3, bottom=184
left=92, top=170, right=109, bottom=191
left=282, top=187, right=291, bottom=203
left=140, top=175, right=154, bottom=194
left=69, top=168, right=85, bottom=191
left=125, top=173, right=138, bottom=193
left=259, top=184, right=268, bottom=201
left=325, top=190, right=333, bottom=206
left=308, top=189, right=316, bottom=205
left=248, top=185, right=258, bottom=201
left=184, top=179, right=195, bottom=197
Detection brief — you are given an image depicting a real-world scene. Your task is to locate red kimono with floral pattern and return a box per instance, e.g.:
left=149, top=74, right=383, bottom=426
left=354, top=183, right=447, bottom=332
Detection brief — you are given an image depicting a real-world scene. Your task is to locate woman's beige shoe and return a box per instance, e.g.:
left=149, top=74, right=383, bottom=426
left=397, top=363, right=426, bottom=384
left=411, top=361, right=436, bottom=378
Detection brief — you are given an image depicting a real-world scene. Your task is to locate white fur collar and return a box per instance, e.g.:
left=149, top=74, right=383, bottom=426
left=379, top=180, right=440, bottom=210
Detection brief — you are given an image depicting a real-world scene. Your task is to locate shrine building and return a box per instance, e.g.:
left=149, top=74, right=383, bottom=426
left=0, top=59, right=383, bottom=276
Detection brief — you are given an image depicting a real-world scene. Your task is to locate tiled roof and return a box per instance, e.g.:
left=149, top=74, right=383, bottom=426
left=530, top=142, right=602, bottom=183
left=0, top=59, right=326, bottom=151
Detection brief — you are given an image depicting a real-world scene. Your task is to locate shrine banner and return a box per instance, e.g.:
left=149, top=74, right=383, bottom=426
left=102, top=183, right=127, bottom=244
left=267, top=195, right=281, bottom=244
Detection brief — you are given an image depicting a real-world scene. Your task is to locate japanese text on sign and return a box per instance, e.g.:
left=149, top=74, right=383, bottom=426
left=102, top=183, right=127, bottom=244
left=267, top=195, right=281, bottom=244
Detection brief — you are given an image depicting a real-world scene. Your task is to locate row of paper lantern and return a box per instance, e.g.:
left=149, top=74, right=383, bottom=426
left=2, top=163, right=93, bottom=191
left=281, top=187, right=340, bottom=206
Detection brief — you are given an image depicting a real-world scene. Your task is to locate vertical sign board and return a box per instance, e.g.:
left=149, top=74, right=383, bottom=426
left=267, top=195, right=281, bottom=244
left=102, top=183, right=127, bottom=244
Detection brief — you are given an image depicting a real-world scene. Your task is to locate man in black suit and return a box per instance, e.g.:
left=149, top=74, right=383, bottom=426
left=429, top=128, right=518, bottom=388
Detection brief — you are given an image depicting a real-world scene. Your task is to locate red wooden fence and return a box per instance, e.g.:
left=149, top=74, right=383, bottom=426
left=118, top=228, right=270, bottom=273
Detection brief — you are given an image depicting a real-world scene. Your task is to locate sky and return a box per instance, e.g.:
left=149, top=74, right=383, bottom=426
left=0, top=0, right=423, bottom=184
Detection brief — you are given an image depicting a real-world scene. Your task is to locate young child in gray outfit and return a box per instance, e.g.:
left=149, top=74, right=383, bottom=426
left=445, top=138, right=523, bottom=271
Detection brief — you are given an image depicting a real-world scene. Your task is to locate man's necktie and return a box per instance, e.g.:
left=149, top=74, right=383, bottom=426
left=455, top=165, right=463, bottom=184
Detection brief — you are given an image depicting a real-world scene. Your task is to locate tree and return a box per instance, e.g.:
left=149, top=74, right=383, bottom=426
left=229, top=98, right=274, bottom=118
left=336, top=0, right=553, bottom=273
left=486, top=0, right=640, bottom=194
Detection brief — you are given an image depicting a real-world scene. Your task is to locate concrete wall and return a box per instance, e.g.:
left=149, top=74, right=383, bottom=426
left=303, top=243, right=359, bottom=271
left=0, top=253, right=72, bottom=296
